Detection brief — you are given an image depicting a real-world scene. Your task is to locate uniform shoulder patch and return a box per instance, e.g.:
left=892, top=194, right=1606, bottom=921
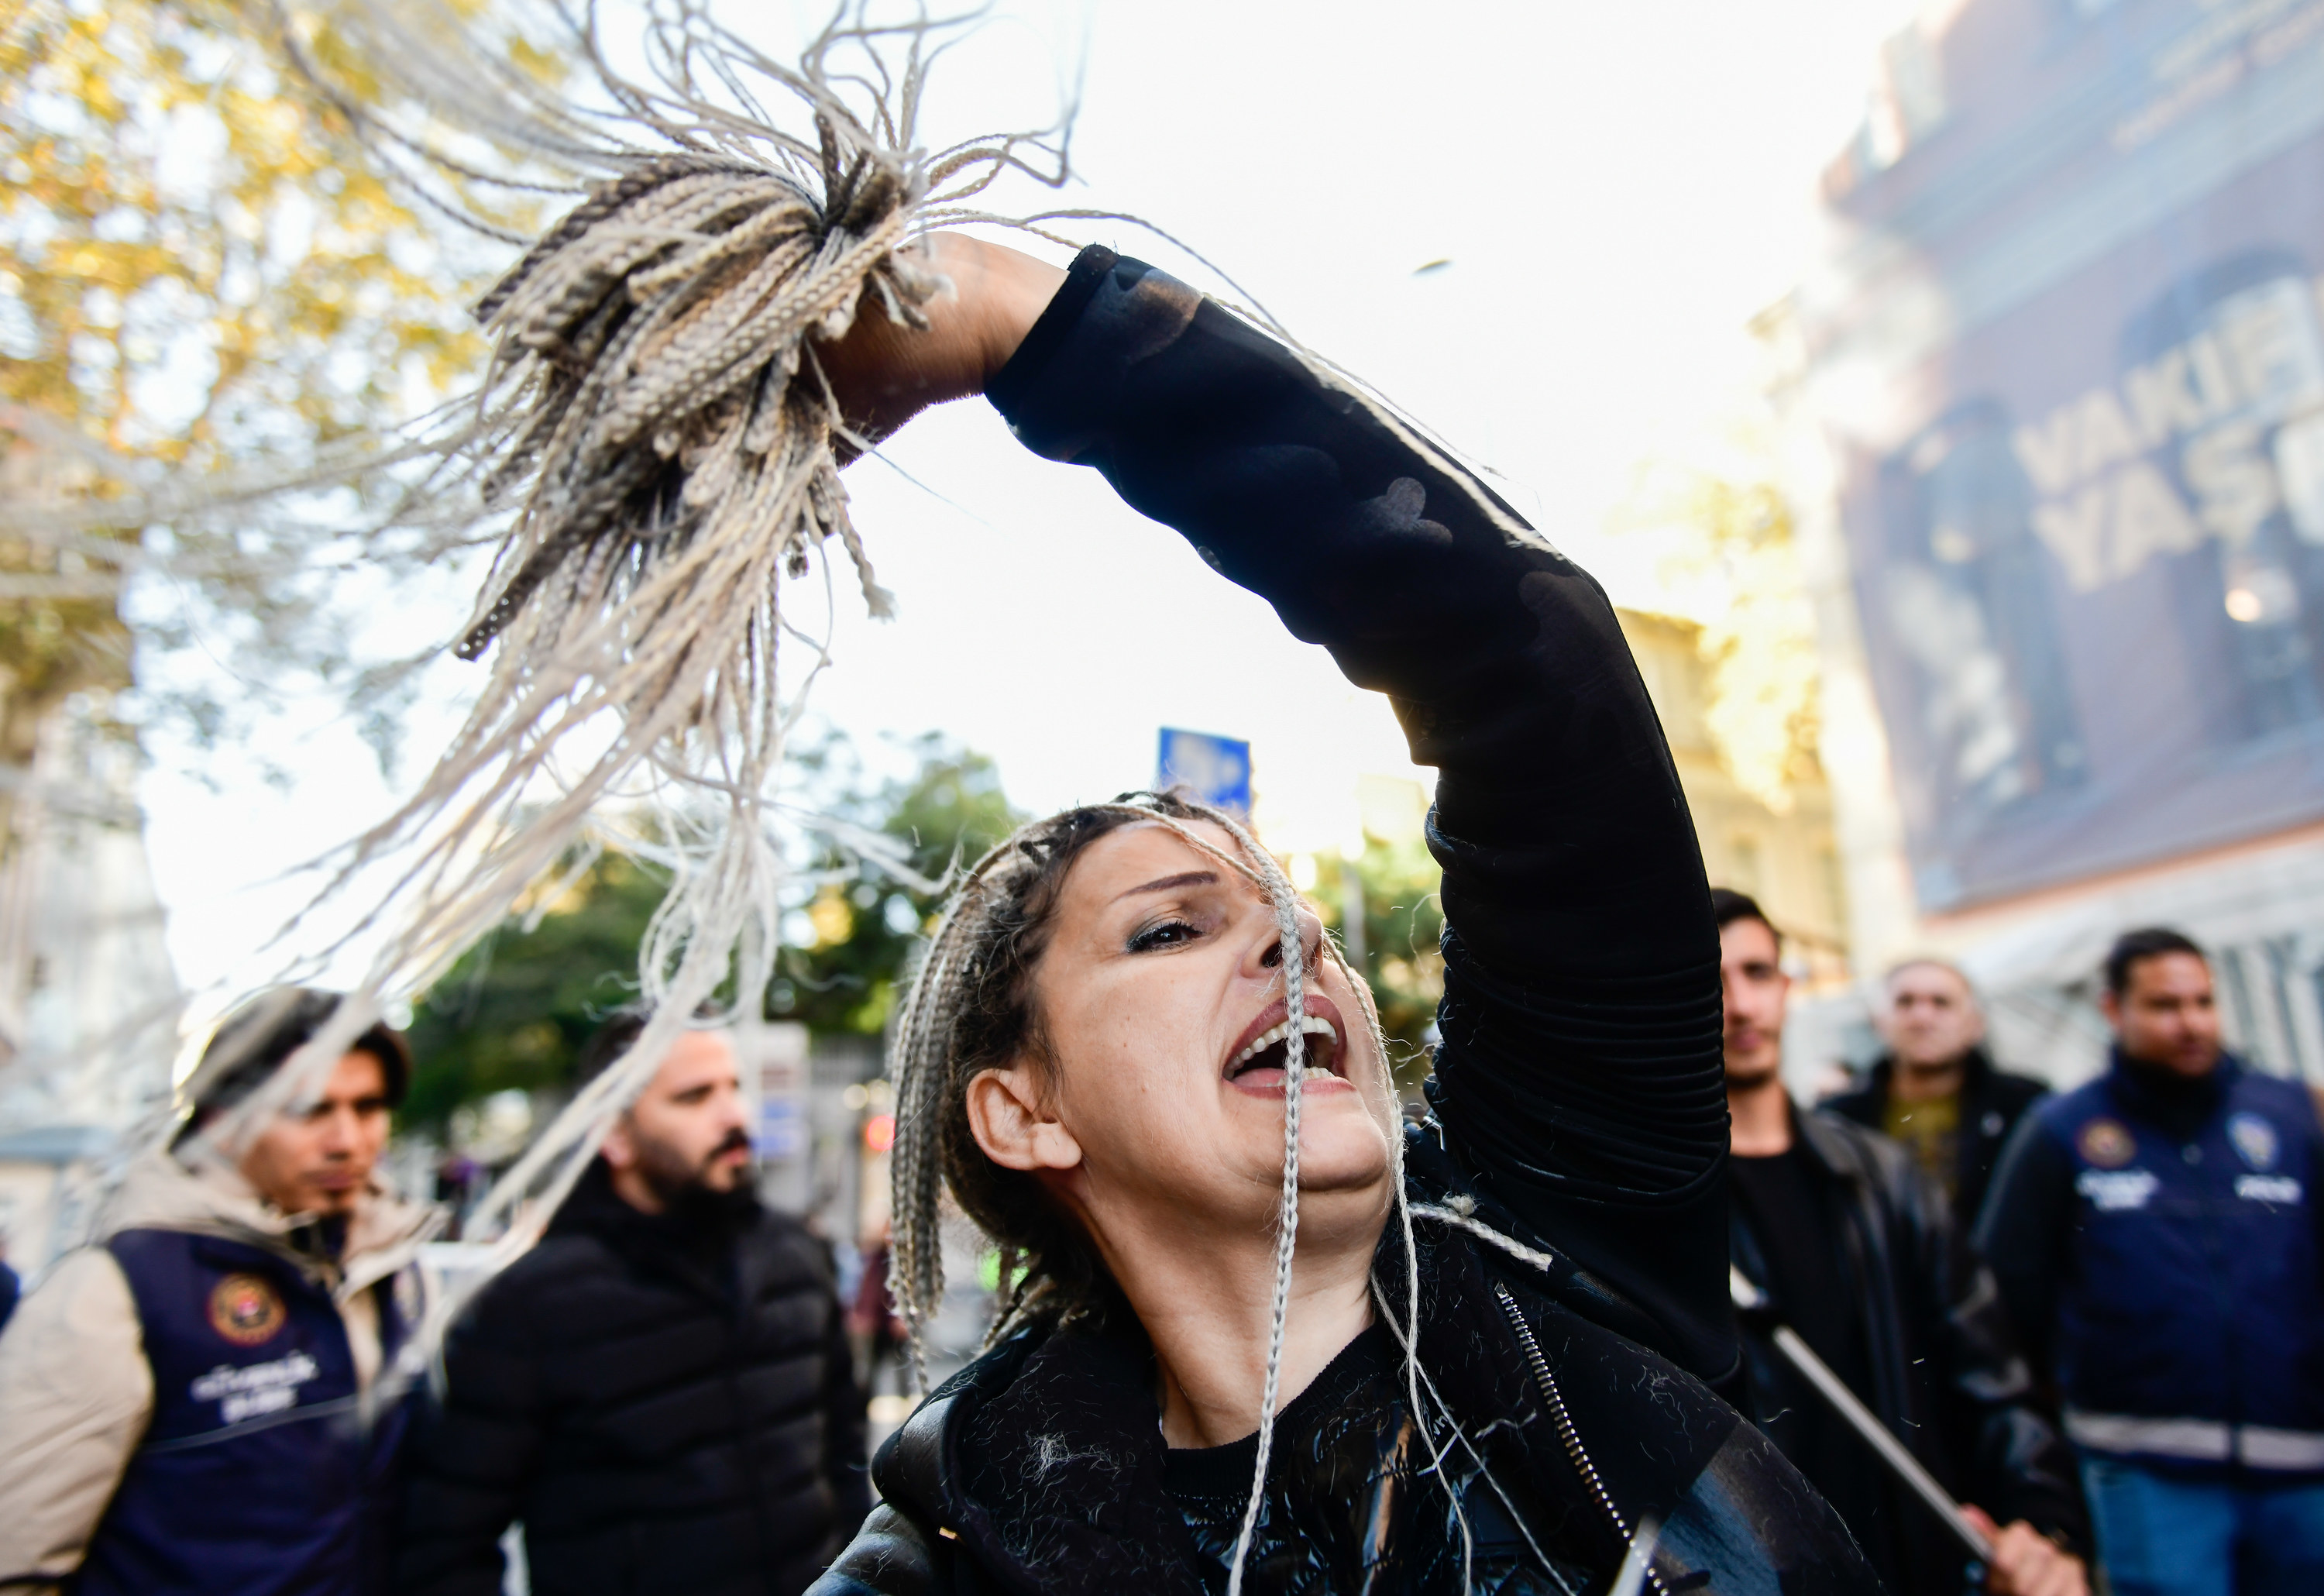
left=2077, top=1116, right=2137, bottom=1168
left=208, top=1272, right=287, bottom=1347
left=2229, top=1112, right=2281, bottom=1171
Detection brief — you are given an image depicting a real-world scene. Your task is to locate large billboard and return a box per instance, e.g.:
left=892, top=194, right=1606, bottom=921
left=1801, top=0, right=2324, bottom=910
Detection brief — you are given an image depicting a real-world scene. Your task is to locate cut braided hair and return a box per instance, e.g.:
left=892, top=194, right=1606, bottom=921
left=201, top=2, right=1086, bottom=1266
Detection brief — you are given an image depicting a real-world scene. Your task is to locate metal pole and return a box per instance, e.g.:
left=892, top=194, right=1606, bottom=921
left=1729, top=1267, right=1995, bottom=1563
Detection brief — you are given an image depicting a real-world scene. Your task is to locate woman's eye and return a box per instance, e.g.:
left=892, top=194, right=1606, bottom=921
left=1127, top=919, right=1199, bottom=954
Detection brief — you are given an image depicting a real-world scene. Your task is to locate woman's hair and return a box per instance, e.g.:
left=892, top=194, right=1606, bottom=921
left=888, top=790, right=1215, bottom=1347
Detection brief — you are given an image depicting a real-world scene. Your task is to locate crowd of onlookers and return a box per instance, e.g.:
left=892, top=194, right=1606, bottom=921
left=0, top=914, right=2317, bottom=1596
left=1717, top=900, right=2324, bottom=1596
left=0, top=996, right=870, bottom=1596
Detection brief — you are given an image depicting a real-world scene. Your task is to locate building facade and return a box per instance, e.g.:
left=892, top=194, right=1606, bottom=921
left=1763, top=0, right=2324, bottom=1084
left=1619, top=609, right=1853, bottom=989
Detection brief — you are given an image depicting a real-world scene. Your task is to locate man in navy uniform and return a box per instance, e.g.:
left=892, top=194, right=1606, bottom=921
left=0, top=988, right=435, bottom=1595
left=1978, top=928, right=2324, bottom=1595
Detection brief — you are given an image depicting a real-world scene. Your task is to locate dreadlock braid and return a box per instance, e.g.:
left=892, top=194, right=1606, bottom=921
left=888, top=794, right=1205, bottom=1364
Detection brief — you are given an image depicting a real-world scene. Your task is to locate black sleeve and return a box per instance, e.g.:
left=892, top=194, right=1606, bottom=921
left=1972, top=1113, right=2076, bottom=1384
left=987, top=248, right=1729, bottom=1378
left=394, top=1277, right=545, bottom=1596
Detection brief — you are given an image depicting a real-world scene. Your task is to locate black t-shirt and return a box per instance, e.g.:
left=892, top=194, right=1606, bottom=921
left=1162, top=1323, right=1401, bottom=1505
left=1160, top=1321, right=1599, bottom=1594
left=1165, top=1325, right=1407, bottom=1595
left=1729, top=1147, right=1897, bottom=1581
left=1731, top=1150, right=1861, bottom=1381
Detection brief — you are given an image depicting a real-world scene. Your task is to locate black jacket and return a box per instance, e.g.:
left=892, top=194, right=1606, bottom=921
left=1822, top=1047, right=2049, bottom=1230
left=1731, top=1109, right=2087, bottom=1594
left=810, top=246, right=1875, bottom=1594
left=821, top=1136, right=1872, bottom=1596
left=396, top=1162, right=871, bottom=1596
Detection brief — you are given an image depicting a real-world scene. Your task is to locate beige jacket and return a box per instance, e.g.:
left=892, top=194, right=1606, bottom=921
left=0, top=1151, right=437, bottom=1593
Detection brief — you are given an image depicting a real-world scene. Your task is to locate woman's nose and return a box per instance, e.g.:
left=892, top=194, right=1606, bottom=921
left=1253, top=903, right=1326, bottom=977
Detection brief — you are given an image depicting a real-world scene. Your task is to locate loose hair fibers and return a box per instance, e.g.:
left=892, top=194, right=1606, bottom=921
left=154, top=1, right=1086, bottom=1277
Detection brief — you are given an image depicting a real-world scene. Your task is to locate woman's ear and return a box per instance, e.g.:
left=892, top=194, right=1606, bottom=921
left=965, top=1065, right=1082, bottom=1174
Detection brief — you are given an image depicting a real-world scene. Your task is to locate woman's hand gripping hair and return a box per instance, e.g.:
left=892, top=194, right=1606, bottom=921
left=816, top=232, right=1068, bottom=450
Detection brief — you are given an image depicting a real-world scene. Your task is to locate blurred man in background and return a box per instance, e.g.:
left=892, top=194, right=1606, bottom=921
left=0, top=988, right=432, bottom=1596
left=1978, top=927, right=2324, bottom=1595
left=845, top=1216, right=907, bottom=1405
left=1825, top=958, right=2051, bottom=1228
left=1715, top=889, right=2089, bottom=1596
left=396, top=1011, right=868, bottom=1596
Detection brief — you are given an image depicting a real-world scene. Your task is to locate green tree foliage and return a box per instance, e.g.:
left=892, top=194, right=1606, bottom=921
left=771, top=734, right=1028, bottom=1037
left=1676, top=476, right=1820, bottom=815
left=1310, top=832, right=1445, bottom=1088
left=401, top=734, right=1026, bottom=1131
left=1618, top=456, right=1821, bottom=815
left=1, top=0, right=486, bottom=463
left=0, top=0, right=552, bottom=810
left=401, top=850, right=666, bottom=1130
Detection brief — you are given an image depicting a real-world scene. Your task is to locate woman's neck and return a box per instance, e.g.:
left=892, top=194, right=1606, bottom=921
left=1094, top=1191, right=1385, bottom=1450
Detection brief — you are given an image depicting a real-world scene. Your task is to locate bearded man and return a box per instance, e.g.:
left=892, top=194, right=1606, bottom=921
left=396, top=1013, right=868, bottom=1596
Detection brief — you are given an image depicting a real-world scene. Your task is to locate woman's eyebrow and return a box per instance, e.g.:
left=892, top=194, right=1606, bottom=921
left=1112, top=869, right=1219, bottom=903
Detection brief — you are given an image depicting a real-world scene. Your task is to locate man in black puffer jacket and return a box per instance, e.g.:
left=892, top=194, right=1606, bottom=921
left=396, top=1014, right=869, bottom=1596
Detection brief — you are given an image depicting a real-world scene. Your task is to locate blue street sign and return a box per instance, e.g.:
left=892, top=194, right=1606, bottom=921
left=755, top=1097, right=804, bottom=1158
left=1157, top=727, right=1251, bottom=817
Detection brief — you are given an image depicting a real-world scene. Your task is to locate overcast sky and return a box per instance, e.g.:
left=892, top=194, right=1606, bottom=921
left=138, top=0, right=1916, bottom=1004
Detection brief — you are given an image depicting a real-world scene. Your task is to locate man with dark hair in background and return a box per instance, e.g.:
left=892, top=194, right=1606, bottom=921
left=396, top=1010, right=868, bottom=1596
left=1715, top=888, right=2089, bottom=1596
left=1977, top=927, right=2324, bottom=1595
left=0, top=987, right=434, bottom=1596
left=1825, top=958, right=2051, bottom=1228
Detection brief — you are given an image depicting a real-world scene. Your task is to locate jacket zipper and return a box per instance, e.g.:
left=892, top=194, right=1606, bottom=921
left=1492, top=1281, right=1669, bottom=1596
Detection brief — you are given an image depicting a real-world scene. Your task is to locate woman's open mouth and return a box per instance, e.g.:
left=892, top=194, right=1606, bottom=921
left=1225, top=995, right=1347, bottom=1089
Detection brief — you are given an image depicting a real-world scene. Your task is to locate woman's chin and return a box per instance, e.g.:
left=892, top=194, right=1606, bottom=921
left=1297, top=1171, right=1394, bottom=1215
left=1273, top=1123, right=1395, bottom=1197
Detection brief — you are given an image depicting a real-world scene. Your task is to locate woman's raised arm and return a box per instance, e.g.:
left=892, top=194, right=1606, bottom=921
left=834, top=239, right=1731, bottom=1379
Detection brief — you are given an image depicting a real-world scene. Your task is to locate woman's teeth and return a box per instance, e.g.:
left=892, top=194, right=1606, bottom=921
left=1230, top=1014, right=1340, bottom=1068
